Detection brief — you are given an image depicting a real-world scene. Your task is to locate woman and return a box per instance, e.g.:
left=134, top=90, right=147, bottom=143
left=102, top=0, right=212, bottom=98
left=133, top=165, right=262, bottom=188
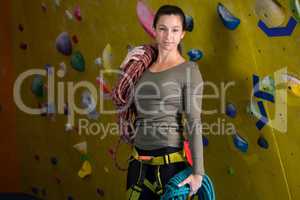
left=113, top=5, right=204, bottom=199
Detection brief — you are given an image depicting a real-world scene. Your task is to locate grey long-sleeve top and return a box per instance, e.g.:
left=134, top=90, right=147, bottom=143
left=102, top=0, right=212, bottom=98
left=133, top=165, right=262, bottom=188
left=132, top=61, right=204, bottom=175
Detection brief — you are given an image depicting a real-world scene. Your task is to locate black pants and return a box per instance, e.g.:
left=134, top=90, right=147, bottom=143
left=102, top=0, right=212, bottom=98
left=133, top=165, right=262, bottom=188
left=126, top=146, right=190, bottom=200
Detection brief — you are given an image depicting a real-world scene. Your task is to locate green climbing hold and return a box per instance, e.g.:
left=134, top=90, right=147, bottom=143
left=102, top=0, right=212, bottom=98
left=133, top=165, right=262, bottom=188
left=70, top=51, right=85, bottom=72
left=80, top=154, right=89, bottom=161
left=31, top=75, right=44, bottom=97
left=227, top=167, right=235, bottom=176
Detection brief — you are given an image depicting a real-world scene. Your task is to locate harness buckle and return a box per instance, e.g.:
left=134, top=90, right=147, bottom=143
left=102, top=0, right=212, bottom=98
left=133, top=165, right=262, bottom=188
left=137, top=155, right=153, bottom=161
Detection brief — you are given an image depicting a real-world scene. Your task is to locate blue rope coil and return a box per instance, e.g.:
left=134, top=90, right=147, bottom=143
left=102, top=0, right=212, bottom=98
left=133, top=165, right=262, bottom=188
left=160, top=167, right=215, bottom=200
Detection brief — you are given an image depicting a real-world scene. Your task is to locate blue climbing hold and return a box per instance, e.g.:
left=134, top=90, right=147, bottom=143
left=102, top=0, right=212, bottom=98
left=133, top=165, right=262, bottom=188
left=81, top=90, right=99, bottom=120
left=31, top=75, right=44, bottom=98
left=217, top=3, right=240, bottom=30
left=203, top=136, right=209, bottom=147
left=256, top=101, right=269, bottom=130
left=257, top=136, right=269, bottom=149
left=44, top=64, right=53, bottom=75
left=225, top=103, right=237, bottom=118
left=233, top=133, right=248, bottom=153
left=187, top=49, right=203, bottom=61
left=258, top=17, right=297, bottom=37
left=185, top=15, right=194, bottom=32
left=56, top=32, right=72, bottom=56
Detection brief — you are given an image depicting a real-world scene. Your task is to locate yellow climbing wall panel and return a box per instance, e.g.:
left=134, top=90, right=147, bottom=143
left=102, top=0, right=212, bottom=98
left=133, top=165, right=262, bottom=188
left=11, top=0, right=300, bottom=199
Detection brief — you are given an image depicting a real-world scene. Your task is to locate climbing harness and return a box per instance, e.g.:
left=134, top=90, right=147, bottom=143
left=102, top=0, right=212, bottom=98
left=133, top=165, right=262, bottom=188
left=130, top=147, right=187, bottom=165
left=126, top=147, right=187, bottom=199
left=127, top=147, right=215, bottom=200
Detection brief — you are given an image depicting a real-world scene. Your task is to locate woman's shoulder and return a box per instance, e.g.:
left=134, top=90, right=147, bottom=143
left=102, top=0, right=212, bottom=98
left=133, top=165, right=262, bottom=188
left=181, top=61, right=203, bottom=81
left=180, top=61, right=198, bottom=68
left=181, top=61, right=200, bottom=72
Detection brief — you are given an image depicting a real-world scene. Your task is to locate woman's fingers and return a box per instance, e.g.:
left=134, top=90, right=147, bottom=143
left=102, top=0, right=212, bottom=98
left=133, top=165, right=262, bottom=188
left=188, top=183, right=198, bottom=197
left=131, top=46, right=144, bottom=51
left=177, top=175, right=202, bottom=197
left=131, top=56, right=140, bottom=61
left=128, top=46, right=144, bottom=54
left=119, top=46, right=145, bottom=68
left=130, top=45, right=145, bottom=52
left=177, top=177, right=191, bottom=187
left=129, top=49, right=145, bottom=56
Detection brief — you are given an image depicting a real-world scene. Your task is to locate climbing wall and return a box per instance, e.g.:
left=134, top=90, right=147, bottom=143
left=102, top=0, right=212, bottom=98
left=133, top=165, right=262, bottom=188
left=10, top=0, right=300, bottom=199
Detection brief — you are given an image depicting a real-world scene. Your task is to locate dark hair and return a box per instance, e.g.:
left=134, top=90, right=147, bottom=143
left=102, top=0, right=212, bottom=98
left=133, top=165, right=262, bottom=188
left=153, top=5, right=186, bottom=54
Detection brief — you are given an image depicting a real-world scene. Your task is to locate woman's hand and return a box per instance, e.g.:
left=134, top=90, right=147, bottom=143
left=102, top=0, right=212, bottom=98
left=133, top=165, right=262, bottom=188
left=120, top=46, right=145, bottom=69
left=177, top=174, right=203, bottom=197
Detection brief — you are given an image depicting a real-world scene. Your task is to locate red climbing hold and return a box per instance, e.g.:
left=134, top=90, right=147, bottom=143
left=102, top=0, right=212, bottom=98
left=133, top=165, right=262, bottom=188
left=72, top=35, right=79, bottom=44
left=73, top=5, right=82, bottom=21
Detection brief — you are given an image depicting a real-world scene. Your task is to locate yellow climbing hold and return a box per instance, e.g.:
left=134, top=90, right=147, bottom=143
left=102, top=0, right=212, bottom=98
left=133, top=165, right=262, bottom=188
left=78, top=160, right=92, bottom=178
left=104, top=166, right=109, bottom=173
left=282, top=73, right=300, bottom=97
left=102, top=43, right=112, bottom=69
left=289, top=84, right=300, bottom=96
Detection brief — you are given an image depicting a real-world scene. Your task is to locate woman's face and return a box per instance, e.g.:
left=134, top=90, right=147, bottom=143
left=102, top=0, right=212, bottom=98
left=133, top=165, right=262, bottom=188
left=154, top=14, right=185, bottom=52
